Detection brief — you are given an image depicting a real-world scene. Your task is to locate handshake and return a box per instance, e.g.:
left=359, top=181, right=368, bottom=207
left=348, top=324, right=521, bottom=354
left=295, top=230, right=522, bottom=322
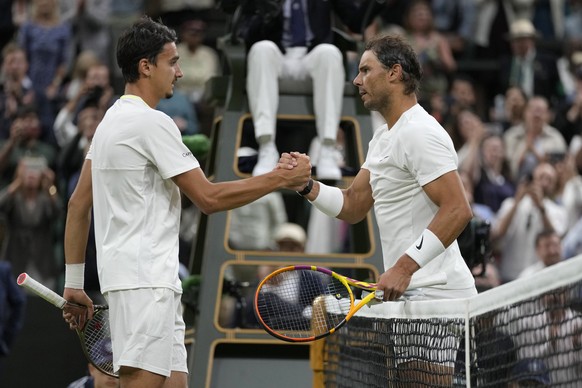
left=275, top=151, right=312, bottom=193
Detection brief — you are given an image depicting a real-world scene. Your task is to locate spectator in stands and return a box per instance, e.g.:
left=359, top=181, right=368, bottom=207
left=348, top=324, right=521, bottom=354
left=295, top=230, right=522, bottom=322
left=459, top=169, right=495, bottom=224
left=61, top=50, right=101, bottom=103
left=175, top=18, right=220, bottom=135
left=0, top=104, right=57, bottom=188
left=453, top=108, right=488, bottom=169
left=0, top=157, right=62, bottom=290
left=274, top=222, right=307, bottom=252
left=57, top=98, right=102, bottom=200
left=503, top=96, right=568, bottom=184
left=399, top=0, right=457, bottom=109
left=503, top=287, right=582, bottom=386
left=175, top=19, right=219, bottom=106
left=462, top=133, right=515, bottom=214
left=0, top=43, right=53, bottom=141
left=228, top=191, right=287, bottom=251
left=508, top=358, right=551, bottom=387
left=225, top=0, right=382, bottom=179
left=53, top=62, right=115, bottom=148
left=508, top=287, right=582, bottom=387
left=441, top=74, right=480, bottom=134
left=550, top=149, right=577, bottom=204
left=430, top=0, right=477, bottom=59
left=59, top=0, right=112, bottom=66
left=490, top=86, right=528, bottom=133
left=499, top=19, right=563, bottom=107
left=554, top=63, right=582, bottom=147
left=517, top=229, right=562, bottom=278
left=562, top=147, right=582, bottom=228
left=492, top=162, right=567, bottom=283
left=17, top=0, right=72, bottom=101
left=0, top=260, right=26, bottom=380
left=156, top=89, right=199, bottom=135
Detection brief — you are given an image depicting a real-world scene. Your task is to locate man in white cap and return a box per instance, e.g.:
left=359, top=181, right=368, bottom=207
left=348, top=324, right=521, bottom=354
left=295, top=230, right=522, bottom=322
left=274, top=222, right=307, bottom=252
left=499, top=19, right=563, bottom=105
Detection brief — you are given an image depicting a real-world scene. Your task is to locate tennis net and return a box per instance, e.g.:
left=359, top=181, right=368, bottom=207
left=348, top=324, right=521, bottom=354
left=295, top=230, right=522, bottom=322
left=317, top=255, right=582, bottom=387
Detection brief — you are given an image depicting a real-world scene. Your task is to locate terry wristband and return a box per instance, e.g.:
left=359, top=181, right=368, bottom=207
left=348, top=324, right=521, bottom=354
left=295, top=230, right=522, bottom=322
left=65, top=263, right=85, bottom=289
left=405, top=229, right=445, bottom=267
left=309, top=183, right=343, bottom=217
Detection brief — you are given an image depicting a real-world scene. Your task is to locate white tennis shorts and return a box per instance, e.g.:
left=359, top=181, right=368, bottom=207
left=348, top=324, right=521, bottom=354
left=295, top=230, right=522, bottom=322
left=105, top=288, right=188, bottom=376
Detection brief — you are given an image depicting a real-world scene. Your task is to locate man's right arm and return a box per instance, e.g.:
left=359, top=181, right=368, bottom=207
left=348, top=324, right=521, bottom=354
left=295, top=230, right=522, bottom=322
left=63, top=159, right=94, bottom=326
left=303, top=167, right=374, bottom=224
left=65, top=159, right=93, bottom=267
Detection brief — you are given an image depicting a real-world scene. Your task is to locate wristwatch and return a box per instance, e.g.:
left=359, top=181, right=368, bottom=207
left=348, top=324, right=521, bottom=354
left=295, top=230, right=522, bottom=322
left=297, top=179, right=313, bottom=196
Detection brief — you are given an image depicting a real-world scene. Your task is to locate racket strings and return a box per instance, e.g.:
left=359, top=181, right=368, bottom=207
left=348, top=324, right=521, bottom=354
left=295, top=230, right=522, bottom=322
left=82, top=309, right=115, bottom=376
left=256, top=270, right=352, bottom=339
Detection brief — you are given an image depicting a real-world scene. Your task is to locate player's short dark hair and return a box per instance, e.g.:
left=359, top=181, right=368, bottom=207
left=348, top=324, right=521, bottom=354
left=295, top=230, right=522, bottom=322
left=116, top=16, right=177, bottom=84
left=365, top=33, right=422, bottom=96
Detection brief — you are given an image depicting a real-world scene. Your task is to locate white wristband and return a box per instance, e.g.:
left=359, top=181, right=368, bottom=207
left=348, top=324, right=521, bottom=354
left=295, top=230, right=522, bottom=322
left=405, top=229, right=445, bottom=267
left=65, top=263, right=85, bottom=289
left=309, top=183, right=343, bottom=217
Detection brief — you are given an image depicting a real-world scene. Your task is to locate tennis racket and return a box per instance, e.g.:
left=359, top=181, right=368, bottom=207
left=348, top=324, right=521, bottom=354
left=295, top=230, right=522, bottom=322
left=254, top=265, right=447, bottom=342
left=16, top=273, right=117, bottom=378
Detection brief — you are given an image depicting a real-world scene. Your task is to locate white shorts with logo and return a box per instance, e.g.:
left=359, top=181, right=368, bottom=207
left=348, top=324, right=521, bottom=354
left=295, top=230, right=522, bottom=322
left=105, top=288, right=188, bottom=376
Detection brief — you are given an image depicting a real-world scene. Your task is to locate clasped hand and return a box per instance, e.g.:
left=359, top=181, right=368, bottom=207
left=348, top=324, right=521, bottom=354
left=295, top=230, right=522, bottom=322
left=277, top=151, right=312, bottom=191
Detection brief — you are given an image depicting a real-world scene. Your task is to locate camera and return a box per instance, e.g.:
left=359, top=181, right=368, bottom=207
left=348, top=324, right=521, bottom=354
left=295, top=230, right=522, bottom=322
left=457, top=217, right=492, bottom=276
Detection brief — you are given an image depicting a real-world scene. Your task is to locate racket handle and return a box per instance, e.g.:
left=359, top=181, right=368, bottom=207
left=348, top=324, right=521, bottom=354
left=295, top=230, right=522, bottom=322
left=408, top=271, right=448, bottom=289
left=17, top=273, right=67, bottom=309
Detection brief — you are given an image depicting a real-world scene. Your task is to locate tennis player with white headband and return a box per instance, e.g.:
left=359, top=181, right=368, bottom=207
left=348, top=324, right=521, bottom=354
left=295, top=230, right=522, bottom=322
left=289, top=33, right=478, bottom=303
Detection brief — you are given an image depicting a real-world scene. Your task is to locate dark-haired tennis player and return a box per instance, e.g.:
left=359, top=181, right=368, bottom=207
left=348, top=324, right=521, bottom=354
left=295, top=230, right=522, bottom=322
left=287, top=33, right=478, bottom=384
left=62, top=16, right=310, bottom=388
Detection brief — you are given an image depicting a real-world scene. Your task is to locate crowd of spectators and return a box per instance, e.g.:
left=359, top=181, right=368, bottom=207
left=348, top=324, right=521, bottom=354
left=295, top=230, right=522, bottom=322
left=0, top=0, right=581, bottom=296
left=0, top=0, right=220, bottom=293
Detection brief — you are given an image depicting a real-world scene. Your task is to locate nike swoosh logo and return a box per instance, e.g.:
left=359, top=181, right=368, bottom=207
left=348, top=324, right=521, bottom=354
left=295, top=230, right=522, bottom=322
left=416, top=236, right=424, bottom=250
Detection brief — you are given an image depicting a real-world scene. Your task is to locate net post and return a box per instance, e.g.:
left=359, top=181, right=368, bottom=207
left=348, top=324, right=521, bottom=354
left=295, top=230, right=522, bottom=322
left=310, top=340, right=326, bottom=388
left=311, top=295, right=328, bottom=387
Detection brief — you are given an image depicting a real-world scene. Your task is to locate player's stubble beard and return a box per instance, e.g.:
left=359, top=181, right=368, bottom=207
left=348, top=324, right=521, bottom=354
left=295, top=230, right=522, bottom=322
left=364, top=92, right=390, bottom=114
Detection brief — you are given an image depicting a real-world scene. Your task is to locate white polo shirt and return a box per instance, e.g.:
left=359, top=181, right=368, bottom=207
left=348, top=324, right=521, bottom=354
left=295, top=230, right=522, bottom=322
left=87, top=95, right=199, bottom=293
left=362, top=104, right=474, bottom=290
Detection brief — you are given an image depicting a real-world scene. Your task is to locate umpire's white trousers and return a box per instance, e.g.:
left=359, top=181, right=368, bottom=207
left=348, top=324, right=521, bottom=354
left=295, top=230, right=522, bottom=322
left=246, top=41, right=345, bottom=141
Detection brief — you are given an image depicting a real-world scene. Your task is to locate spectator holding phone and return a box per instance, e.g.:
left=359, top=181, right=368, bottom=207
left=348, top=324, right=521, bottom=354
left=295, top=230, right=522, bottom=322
left=0, top=157, right=62, bottom=290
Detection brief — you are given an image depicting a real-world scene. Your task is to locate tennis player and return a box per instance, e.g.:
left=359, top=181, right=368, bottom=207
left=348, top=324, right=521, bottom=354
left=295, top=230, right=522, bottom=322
left=288, top=33, right=478, bottom=384
left=62, top=16, right=311, bottom=388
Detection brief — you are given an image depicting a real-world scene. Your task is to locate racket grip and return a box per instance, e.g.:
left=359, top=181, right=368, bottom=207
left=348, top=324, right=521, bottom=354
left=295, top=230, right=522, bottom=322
left=17, top=273, right=67, bottom=309
left=408, top=271, right=447, bottom=289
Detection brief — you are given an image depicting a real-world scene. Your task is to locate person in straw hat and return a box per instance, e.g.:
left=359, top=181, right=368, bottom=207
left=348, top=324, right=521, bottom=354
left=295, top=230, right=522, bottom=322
left=499, top=19, right=563, bottom=106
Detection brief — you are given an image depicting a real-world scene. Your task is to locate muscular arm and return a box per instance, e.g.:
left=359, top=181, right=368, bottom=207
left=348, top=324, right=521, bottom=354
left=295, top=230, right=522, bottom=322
left=63, top=159, right=94, bottom=326
left=173, top=156, right=311, bottom=214
left=303, top=167, right=374, bottom=224
left=423, top=170, right=473, bottom=247
left=378, top=170, right=473, bottom=300
left=64, top=160, right=93, bottom=266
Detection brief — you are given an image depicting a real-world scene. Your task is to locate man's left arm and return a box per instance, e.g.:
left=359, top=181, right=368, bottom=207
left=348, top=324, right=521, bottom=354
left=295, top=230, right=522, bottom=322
left=422, top=170, right=474, bottom=246
left=377, top=170, right=473, bottom=300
